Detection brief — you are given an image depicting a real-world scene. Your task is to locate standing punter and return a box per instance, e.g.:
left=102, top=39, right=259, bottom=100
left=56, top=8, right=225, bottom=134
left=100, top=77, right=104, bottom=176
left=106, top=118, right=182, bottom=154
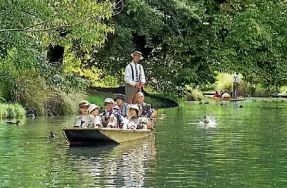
left=124, top=51, right=146, bottom=104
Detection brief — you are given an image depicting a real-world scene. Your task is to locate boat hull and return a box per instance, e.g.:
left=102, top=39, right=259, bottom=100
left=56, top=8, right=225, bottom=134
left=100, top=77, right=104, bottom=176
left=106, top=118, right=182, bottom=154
left=63, top=128, right=154, bottom=146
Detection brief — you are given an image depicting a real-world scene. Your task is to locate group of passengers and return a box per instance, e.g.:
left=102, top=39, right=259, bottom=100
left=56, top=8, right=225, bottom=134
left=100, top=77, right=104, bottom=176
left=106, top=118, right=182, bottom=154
left=214, top=90, right=231, bottom=98
left=74, top=92, right=156, bottom=130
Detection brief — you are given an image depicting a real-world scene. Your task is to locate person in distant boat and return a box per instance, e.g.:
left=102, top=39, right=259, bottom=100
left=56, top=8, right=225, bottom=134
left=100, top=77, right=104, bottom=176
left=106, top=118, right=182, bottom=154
left=124, top=51, right=146, bottom=104
left=136, top=92, right=156, bottom=119
left=219, top=90, right=224, bottom=98
left=125, top=104, right=141, bottom=129
left=88, top=104, right=102, bottom=128
left=100, top=98, right=117, bottom=128
left=221, top=90, right=231, bottom=98
left=233, top=72, right=239, bottom=98
left=114, top=94, right=128, bottom=117
left=74, top=100, right=94, bottom=128
left=213, top=90, right=220, bottom=98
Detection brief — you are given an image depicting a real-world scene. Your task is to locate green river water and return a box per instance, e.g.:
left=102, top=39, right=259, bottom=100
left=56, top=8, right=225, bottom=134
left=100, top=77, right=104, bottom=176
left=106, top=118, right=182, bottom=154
left=1, top=100, right=287, bottom=187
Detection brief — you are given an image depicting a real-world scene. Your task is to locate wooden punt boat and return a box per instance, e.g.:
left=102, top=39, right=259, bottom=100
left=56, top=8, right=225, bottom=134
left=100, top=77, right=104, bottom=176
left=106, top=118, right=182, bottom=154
left=211, top=97, right=245, bottom=101
left=270, top=94, right=287, bottom=98
left=63, top=128, right=154, bottom=146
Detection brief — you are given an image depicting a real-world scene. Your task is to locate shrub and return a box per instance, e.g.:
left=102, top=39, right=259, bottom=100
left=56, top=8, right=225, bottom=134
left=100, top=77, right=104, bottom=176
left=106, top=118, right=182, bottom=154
left=0, top=103, right=26, bottom=119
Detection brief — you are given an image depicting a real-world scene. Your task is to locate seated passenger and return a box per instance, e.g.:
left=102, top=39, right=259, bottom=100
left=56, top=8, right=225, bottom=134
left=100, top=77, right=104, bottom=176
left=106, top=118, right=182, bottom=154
left=213, top=90, right=220, bottom=98
left=74, top=100, right=94, bottom=128
left=88, top=104, right=102, bottom=128
left=112, top=105, right=126, bottom=129
left=221, top=90, right=231, bottom=98
left=114, top=94, right=128, bottom=117
left=219, top=90, right=224, bottom=98
left=100, top=98, right=117, bottom=128
left=125, top=104, right=140, bottom=129
left=136, top=92, right=156, bottom=118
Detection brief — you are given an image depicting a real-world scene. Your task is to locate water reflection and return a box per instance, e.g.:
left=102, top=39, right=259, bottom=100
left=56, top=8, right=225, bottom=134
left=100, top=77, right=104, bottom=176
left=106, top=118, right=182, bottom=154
left=66, top=136, right=156, bottom=187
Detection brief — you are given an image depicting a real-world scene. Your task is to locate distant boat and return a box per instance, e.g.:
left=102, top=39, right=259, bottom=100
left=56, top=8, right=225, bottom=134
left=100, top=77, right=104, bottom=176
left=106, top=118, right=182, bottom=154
left=63, top=127, right=154, bottom=146
left=270, top=94, right=287, bottom=98
left=210, top=96, right=245, bottom=102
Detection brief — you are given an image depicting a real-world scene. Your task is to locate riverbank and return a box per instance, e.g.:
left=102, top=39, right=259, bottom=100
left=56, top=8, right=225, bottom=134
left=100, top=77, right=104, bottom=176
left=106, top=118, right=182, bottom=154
left=0, top=103, right=26, bottom=119
left=87, top=88, right=178, bottom=109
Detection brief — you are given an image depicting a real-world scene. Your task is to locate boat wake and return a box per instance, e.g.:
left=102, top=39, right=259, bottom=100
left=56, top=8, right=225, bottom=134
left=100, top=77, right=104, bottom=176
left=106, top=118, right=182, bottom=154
left=198, top=121, right=218, bottom=128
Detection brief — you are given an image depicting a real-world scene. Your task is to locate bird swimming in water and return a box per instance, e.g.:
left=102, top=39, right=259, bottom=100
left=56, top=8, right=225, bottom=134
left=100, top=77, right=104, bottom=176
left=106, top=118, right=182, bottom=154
left=204, top=101, right=209, bottom=104
left=6, top=120, right=22, bottom=125
left=49, top=131, right=55, bottom=139
left=239, top=105, right=243, bottom=108
left=199, top=101, right=203, bottom=104
left=202, top=116, right=209, bottom=124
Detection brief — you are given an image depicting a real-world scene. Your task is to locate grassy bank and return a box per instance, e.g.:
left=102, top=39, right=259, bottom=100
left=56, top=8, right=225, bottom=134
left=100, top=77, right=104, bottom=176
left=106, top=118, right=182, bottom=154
left=87, top=90, right=167, bottom=109
left=0, top=103, right=26, bottom=119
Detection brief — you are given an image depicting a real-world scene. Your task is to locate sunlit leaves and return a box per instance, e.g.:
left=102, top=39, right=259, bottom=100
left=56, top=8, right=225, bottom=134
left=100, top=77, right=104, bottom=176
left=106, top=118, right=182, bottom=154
left=212, top=0, right=287, bottom=86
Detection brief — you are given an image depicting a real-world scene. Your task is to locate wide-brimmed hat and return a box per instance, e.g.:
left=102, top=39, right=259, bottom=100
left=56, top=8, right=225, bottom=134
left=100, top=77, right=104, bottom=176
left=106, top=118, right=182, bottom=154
left=127, top=104, right=140, bottom=117
left=114, top=94, right=125, bottom=101
left=79, top=100, right=90, bottom=108
left=88, top=104, right=100, bottom=114
left=131, top=51, right=143, bottom=60
left=104, top=98, right=114, bottom=104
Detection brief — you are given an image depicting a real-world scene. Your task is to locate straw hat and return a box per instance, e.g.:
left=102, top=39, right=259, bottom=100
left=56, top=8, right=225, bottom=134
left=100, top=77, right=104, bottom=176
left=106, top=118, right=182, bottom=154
left=79, top=100, right=90, bottom=108
left=131, top=51, right=143, bottom=60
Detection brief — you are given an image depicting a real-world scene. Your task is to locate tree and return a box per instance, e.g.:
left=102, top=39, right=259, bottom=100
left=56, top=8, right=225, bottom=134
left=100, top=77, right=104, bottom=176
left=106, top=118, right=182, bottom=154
left=0, top=0, right=114, bottom=102
left=211, top=0, right=287, bottom=87
left=92, top=0, right=219, bottom=95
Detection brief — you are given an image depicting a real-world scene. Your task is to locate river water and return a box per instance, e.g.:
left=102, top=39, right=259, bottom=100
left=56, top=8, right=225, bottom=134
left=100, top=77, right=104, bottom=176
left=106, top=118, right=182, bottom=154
left=1, top=100, right=287, bottom=187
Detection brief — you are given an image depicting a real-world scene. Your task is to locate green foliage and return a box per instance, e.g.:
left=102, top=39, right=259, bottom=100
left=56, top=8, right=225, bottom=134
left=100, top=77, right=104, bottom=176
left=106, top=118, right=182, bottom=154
left=0, top=103, right=26, bottom=119
left=185, top=86, right=204, bottom=101
left=91, top=0, right=286, bottom=96
left=87, top=91, right=112, bottom=109
left=94, top=0, right=218, bottom=95
left=212, top=1, right=287, bottom=86
left=1, top=0, right=286, bottom=107
left=215, top=73, right=234, bottom=92
left=0, top=1, right=114, bottom=112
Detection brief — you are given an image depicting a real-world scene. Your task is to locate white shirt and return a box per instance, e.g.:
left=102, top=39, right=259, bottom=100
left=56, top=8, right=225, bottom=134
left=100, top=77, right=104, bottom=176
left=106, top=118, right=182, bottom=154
left=124, top=61, right=146, bottom=86
left=233, top=74, right=239, bottom=83
left=94, top=116, right=102, bottom=126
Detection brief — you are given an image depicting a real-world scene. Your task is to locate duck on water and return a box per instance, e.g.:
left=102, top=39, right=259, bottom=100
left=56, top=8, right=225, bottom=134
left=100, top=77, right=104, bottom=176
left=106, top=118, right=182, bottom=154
left=6, top=120, right=22, bottom=126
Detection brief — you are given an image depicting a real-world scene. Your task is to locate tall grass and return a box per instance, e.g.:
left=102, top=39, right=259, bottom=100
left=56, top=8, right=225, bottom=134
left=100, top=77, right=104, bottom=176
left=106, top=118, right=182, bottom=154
left=9, top=77, right=87, bottom=116
left=0, top=103, right=26, bottom=119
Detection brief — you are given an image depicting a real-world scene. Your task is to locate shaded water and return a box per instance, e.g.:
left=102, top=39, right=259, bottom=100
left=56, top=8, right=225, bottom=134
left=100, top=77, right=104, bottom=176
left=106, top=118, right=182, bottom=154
left=1, top=100, right=287, bottom=187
